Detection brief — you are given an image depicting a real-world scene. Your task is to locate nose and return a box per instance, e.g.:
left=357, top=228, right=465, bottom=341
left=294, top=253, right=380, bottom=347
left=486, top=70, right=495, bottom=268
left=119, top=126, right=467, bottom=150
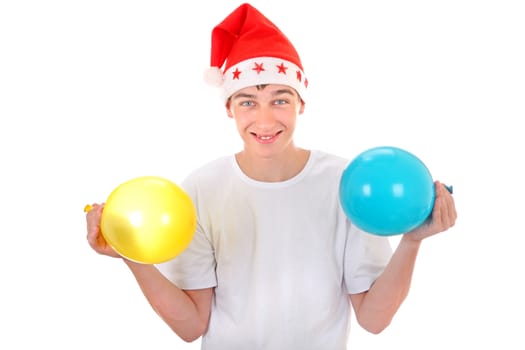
left=254, top=106, right=276, bottom=130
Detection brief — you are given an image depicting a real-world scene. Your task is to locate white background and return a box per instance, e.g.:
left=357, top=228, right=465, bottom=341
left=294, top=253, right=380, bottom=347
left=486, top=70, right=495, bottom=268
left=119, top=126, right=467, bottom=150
left=1, top=0, right=524, bottom=349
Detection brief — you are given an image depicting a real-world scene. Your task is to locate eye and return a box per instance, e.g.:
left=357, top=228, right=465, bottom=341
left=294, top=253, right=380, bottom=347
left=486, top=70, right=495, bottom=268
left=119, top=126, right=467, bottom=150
left=240, top=100, right=255, bottom=107
left=273, top=99, right=288, bottom=105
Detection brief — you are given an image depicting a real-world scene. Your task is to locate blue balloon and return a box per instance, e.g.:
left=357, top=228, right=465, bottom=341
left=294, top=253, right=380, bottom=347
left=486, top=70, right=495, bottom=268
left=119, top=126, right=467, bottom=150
left=339, top=146, right=435, bottom=236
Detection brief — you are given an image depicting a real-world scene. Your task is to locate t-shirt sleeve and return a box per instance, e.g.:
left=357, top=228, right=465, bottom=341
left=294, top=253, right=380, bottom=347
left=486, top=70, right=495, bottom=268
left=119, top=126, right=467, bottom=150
left=156, top=178, right=218, bottom=290
left=157, top=221, right=217, bottom=290
left=344, top=224, right=393, bottom=294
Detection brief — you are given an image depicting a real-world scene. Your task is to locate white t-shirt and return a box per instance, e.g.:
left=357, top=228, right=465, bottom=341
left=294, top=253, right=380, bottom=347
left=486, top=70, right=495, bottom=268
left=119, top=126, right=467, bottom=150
left=158, top=150, right=392, bottom=350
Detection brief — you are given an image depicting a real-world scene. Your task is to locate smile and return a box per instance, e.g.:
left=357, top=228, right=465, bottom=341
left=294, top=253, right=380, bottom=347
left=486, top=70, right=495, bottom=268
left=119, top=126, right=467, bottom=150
left=252, top=131, right=282, bottom=143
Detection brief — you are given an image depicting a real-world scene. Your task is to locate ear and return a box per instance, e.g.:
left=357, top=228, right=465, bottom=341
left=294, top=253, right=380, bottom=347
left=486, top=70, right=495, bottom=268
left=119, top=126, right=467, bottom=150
left=298, top=100, right=305, bottom=115
left=225, top=101, right=234, bottom=118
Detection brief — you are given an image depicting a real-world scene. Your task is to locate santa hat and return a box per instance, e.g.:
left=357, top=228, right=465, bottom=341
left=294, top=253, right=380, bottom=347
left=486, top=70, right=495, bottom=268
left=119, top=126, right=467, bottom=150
left=204, top=3, right=308, bottom=102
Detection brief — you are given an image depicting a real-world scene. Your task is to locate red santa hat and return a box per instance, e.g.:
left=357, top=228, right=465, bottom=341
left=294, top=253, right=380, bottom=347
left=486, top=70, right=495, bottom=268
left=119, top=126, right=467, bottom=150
left=204, top=3, right=308, bottom=102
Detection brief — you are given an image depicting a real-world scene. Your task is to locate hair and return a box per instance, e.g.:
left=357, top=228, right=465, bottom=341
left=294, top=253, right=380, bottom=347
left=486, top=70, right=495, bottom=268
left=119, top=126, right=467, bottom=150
left=226, top=84, right=268, bottom=106
left=227, top=84, right=304, bottom=106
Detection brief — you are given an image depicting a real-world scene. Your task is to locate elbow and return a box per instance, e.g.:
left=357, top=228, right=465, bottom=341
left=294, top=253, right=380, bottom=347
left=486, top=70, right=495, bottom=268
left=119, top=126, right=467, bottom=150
left=151, top=304, right=209, bottom=343
left=179, top=333, right=201, bottom=343
left=176, top=329, right=204, bottom=343
left=362, top=322, right=390, bottom=335
left=356, top=315, right=392, bottom=335
left=175, top=318, right=209, bottom=343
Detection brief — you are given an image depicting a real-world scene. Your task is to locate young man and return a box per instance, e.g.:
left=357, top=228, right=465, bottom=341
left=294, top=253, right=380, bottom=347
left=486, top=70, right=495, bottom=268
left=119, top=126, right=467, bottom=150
left=86, top=3, right=457, bottom=349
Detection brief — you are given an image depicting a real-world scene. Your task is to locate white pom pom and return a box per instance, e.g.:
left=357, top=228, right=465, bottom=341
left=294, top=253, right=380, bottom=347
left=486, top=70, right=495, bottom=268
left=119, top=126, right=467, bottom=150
left=203, top=67, right=224, bottom=87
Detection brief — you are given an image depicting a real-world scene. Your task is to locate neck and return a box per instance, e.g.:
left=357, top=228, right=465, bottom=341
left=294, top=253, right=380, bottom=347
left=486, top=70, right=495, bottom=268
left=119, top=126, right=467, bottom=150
left=235, top=147, right=310, bottom=182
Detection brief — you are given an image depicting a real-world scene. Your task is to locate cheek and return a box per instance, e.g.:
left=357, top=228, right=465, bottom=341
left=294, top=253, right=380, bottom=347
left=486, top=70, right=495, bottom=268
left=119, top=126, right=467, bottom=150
left=233, top=116, right=249, bottom=132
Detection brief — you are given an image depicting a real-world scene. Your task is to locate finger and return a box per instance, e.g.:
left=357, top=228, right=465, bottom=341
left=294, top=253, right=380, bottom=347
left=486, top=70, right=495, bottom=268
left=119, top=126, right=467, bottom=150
left=438, top=186, right=451, bottom=228
left=430, top=193, right=444, bottom=229
left=85, top=204, right=102, bottom=241
left=435, top=184, right=456, bottom=229
left=445, top=190, right=457, bottom=227
left=430, top=183, right=448, bottom=229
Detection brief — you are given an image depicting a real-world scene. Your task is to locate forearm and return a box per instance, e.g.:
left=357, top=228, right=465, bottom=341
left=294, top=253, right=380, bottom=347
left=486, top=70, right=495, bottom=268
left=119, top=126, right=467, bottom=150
left=354, top=235, right=421, bottom=333
left=123, top=259, right=207, bottom=341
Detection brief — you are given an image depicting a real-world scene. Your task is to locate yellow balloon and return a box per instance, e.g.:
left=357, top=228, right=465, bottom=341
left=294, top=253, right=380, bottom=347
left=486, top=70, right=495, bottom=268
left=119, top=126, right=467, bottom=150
left=100, top=176, right=197, bottom=264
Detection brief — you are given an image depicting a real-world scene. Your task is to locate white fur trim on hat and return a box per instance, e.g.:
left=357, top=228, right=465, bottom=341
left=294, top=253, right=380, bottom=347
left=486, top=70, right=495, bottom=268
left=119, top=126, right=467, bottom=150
left=220, top=57, right=308, bottom=102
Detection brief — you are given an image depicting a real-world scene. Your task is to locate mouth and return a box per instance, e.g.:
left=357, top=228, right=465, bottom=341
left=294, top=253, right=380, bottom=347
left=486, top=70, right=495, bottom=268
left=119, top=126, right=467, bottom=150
left=251, top=131, right=282, bottom=144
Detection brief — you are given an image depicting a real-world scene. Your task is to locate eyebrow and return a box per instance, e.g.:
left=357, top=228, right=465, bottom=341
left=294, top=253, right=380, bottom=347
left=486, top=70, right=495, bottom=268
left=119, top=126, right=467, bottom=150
left=231, top=88, right=296, bottom=101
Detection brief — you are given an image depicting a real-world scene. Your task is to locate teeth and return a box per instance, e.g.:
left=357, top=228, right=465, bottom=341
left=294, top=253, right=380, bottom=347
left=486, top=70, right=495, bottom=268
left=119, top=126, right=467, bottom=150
left=259, top=136, right=272, bottom=140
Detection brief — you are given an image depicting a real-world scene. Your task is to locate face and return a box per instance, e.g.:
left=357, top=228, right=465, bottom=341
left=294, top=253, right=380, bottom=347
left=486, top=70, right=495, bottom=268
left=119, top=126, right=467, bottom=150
left=226, top=84, right=305, bottom=158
